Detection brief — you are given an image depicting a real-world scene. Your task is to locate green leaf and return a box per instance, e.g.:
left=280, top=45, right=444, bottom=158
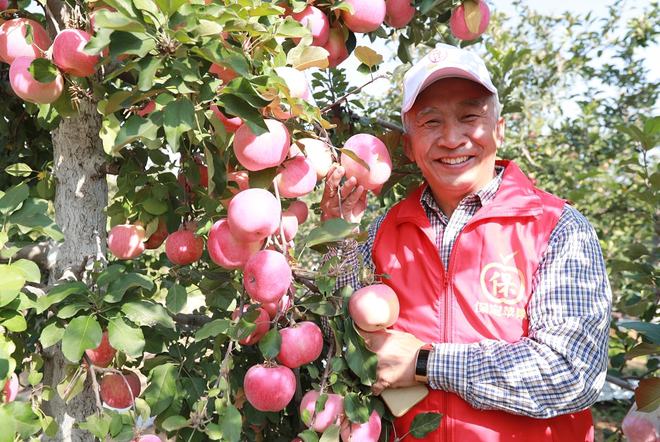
left=154, top=0, right=187, bottom=17
left=105, top=272, right=154, bottom=303
left=40, top=322, right=65, bottom=348
left=61, top=315, right=102, bottom=363
left=287, top=44, right=330, bottom=70
left=217, top=405, right=242, bottom=442
left=319, top=424, right=341, bottom=442
left=635, top=377, right=660, bottom=412
left=354, top=46, right=383, bottom=68
left=4, top=163, right=33, bottom=177
left=342, top=393, right=370, bottom=423
left=0, top=265, right=25, bottom=308
left=10, top=259, right=40, bottom=283
left=93, top=9, right=146, bottom=32
left=144, top=363, right=177, bottom=415
left=409, top=412, right=443, bottom=438
left=107, top=315, right=145, bottom=358
left=5, top=401, right=40, bottom=438
left=137, top=57, right=163, bottom=91
left=113, top=114, right=159, bottom=153
left=0, top=407, right=17, bottom=442
left=221, top=78, right=270, bottom=108
left=142, top=197, right=168, bottom=216
left=121, top=300, right=175, bottom=329
left=305, top=218, right=358, bottom=251
left=161, top=415, right=190, bottom=431
left=37, top=282, right=89, bottom=314
left=166, top=284, right=187, bottom=314
left=618, top=321, right=660, bottom=344
left=342, top=318, right=377, bottom=385
left=258, top=328, right=281, bottom=359
left=1, top=311, right=27, bottom=332
left=220, top=94, right=268, bottom=135
left=625, top=343, right=660, bottom=360
left=79, top=414, right=111, bottom=439
left=0, top=183, right=29, bottom=215
left=163, top=98, right=195, bottom=152
left=195, top=318, right=230, bottom=341
left=28, top=58, right=59, bottom=83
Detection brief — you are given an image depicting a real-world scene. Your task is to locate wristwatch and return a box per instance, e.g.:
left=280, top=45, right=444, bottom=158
left=414, top=344, right=433, bottom=383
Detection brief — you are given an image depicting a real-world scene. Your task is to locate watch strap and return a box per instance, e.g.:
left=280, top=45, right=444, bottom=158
left=414, top=344, right=433, bottom=383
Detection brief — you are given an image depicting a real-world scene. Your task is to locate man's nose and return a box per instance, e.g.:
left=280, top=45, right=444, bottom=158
left=437, top=123, right=467, bottom=149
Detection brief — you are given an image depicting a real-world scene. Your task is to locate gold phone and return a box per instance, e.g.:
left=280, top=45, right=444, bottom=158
left=381, top=385, right=429, bottom=417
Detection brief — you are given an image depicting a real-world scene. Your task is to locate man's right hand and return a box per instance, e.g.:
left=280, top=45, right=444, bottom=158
left=320, top=164, right=367, bottom=224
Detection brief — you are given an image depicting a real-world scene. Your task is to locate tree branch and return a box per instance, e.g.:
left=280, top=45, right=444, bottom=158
left=173, top=313, right=213, bottom=327
left=321, top=74, right=389, bottom=114
left=606, top=374, right=636, bottom=392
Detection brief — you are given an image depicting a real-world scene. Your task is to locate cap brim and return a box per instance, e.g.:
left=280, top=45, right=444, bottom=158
left=402, top=67, right=498, bottom=114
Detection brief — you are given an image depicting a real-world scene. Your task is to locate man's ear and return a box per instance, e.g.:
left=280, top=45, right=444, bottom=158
left=495, top=116, right=505, bottom=148
left=402, top=132, right=414, bottom=163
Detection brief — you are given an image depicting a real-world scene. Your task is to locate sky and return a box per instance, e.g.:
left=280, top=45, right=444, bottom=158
left=343, top=0, right=659, bottom=103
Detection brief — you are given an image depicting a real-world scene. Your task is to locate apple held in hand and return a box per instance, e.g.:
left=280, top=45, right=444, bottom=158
left=277, top=321, right=323, bottom=368
left=85, top=330, right=116, bottom=367
left=108, top=223, right=146, bottom=260
left=243, top=363, right=296, bottom=412
left=100, top=371, right=141, bottom=409
left=2, top=373, right=19, bottom=403
left=348, top=284, right=400, bottom=331
left=340, top=133, right=392, bottom=191
left=300, top=390, right=344, bottom=433
left=227, top=188, right=281, bottom=242
left=232, top=306, right=271, bottom=346
left=165, top=226, right=204, bottom=265
left=340, top=410, right=382, bottom=442
left=243, top=250, right=292, bottom=303
left=449, top=0, right=490, bottom=41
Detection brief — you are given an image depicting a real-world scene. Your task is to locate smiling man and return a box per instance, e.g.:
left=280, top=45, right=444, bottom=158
left=321, top=44, right=611, bottom=441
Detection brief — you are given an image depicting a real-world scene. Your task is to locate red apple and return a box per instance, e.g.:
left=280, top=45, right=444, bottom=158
left=277, top=321, right=323, bottom=368
left=341, top=0, right=386, bottom=34
left=210, top=63, right=237, bottom=83
left=622, top=409, right=659, bottom=442
left=340, top=410, right=381, bottom=441
left=291, top=5, right=330, bottom=46
left=385, top=0, right=415, bottom=28
left=280, top=211, right=299, bottom=242
left=291, top=138, right=334, bottom=179
left=323, top=27, right=350, bottom=68
left=207, top=218, right=263, bottom=270
left=132, top=435, right=161, bottom=442
left=52, top=29, right=99, bottom=77
left=275, top=156, right=317, bottom=198
left=449, top=0, right=490, bottom=41
left=287, top=200, right=309, bottom=225
left=348, top=284, right=399, bottom=332
left=232, top=306, right=271, bottom=346
left=233, top=119, right=291, bottom=171
left=85, top=330, right=116, bottom=367
left=2, top=373, right=18, bottom=403
left=243, top=364, right=296, bottom=412
left=260, top=293, right=292, bottom=319
left=340, top=133, right=392, bottom=191
left=0, top=0, right=8, bottom=11
left=165, top=227, right=204, bottom=265
left=9, top=56, right=64, bottom=104
left=0, top=18, right=51, bottom=64
left=211, top=104, right=243, bottom=134
left=136, top=100, right=156, bottom=117
left=100, top=372, right=141, bottom=409
left=300, top=390, right=344, bottom=432
left=243, top=250, right=292, bottom=303
left=274, top=66, right=315, bottom=105
left=108, top=223, right=146, bottom=260
left=144, top=218, right=168, bottom=249
left=227, top=188, right=281, bottom=242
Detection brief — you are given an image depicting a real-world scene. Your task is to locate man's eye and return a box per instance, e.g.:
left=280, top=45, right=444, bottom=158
left=423, top=120, right=440, bottom=126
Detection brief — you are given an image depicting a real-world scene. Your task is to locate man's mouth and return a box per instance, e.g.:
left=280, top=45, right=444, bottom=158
left=438, top=156, right=471, bottom=165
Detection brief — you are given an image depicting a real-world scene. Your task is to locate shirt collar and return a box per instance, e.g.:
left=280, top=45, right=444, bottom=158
left=420, top=165, right=505, bottom=216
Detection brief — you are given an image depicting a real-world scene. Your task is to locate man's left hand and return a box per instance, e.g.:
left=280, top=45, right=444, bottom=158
left=360, top=329, right=426, bottom=395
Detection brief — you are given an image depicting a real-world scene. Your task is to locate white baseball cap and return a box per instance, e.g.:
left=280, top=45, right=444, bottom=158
left=401, top=43, right=498, bottom=115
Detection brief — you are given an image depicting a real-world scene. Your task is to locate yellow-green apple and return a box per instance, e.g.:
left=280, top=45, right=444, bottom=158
left=233, top=119, right=290, bottom=171
left=340, top=410, right=382, bottom=441
left=340, top=134, right=392, bottom=191
left=275, top=156, right=317, bottom=198
left=232, top=306, right=271, bottom=346
left=243, top=250, right=292, bottom=303
left=9, top=56, right=64, bottom=104
left=84, top=330, right=116, bottom=367
left=165, top=226, right=204, bottom=265
left=0, top=18, right=51, bottom=63
left=300, top=390, right=344, bottom=433
left=227, top=188, right=281, bottom=242
left=108, top=223, right=146, bottom=260
left=100, top=371, right=141, bottom=409
left=341, top=0, right=386, bottom=33
left=449, top=0, right=490, bottom=40
left=385, top=0, right=415, bottom=28
left=277, top=321, right=323, bottom=368
left=348, top=284, right=399, bottom=331
left=52, top=29, right=99, bottom=77
left=207, top=218, right=263, bottom=270
left=243, top=364, right=296, bottom=412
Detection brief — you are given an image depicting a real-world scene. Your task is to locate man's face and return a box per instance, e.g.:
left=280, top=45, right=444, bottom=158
left=403, top=77, right=505, bottom=205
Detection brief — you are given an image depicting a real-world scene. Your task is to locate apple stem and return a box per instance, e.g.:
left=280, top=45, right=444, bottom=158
left=318, top=339, right=335, bottom=395
left=82, top=353, right=104, bottom=413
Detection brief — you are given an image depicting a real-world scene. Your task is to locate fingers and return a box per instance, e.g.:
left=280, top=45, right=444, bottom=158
left=322, top=164, right=344, bottom=200
left=371, top=379, right=390, bottom=396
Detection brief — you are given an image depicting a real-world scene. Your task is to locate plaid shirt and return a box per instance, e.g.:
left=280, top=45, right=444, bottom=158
left=332, top=167, right=611, bottom=418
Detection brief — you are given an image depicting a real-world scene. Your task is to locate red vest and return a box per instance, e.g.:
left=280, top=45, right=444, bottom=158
left=372, top=160, right=594, bottom=441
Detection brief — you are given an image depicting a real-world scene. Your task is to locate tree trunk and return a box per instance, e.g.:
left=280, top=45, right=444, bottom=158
left=42, top=99, right=107, bottom=441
